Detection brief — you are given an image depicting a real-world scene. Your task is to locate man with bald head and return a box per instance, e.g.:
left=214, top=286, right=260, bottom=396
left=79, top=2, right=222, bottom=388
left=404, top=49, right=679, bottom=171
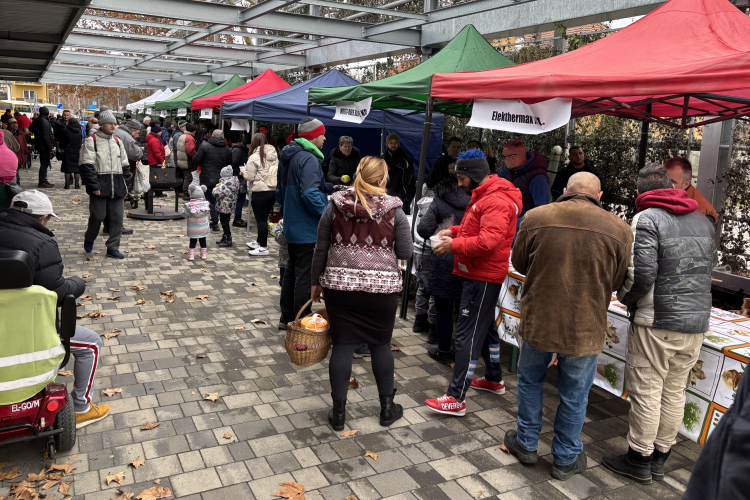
left=503, top=172, right=633, bottom=481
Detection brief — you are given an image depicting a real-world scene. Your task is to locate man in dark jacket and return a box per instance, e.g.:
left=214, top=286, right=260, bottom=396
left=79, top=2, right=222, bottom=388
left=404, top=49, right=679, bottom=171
left=499, top=140, right=550, bottom=231
left=31, top=107, right=56, bottom=188
left=327, top=136, right=361, bottom=186
left=193, top=129, right=232, bottom=232
left=277, top=117, right=328, bottom=328
left=550, top=145, right=603, bottom=201
left=79, top=110, right=131, bottom=259
left=230, top=133, right=250, bottom=227
left=426, top=136, right=461, bottom=189
left=603, top=163, right=716, bottom=484
left=382, top=133, right=416, bottom=215
left=508, top=172, right=632, bottom=481
left=0, top=190, right=111, bottom=429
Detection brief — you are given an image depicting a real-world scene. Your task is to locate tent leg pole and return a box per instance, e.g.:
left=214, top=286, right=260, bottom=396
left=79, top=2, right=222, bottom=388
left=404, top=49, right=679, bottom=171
left=399, top=96, right=433, bottom=320
left=306, top=103, right=311, bottom=117
left=637, top=104, right=651, bottom=170
left=381, top=128, right=384, bottom=155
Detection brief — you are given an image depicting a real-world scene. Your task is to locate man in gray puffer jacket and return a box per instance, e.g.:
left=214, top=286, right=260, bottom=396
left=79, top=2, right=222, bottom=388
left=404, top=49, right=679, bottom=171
left=603, top=163, right=716, bottom=485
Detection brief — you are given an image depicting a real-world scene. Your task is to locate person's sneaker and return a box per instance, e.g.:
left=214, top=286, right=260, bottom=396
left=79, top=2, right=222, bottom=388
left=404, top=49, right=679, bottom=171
left=38, top=181, right=55, bottom=188
left=246, top=240, right=260, bottom=250
left=83, top=240, right=94, bottom=253
left=121, top=226, right=134, bottom=235
left=106, top=249, right=125, bottom=259
left=210, top=223, right=221, bottom=233
left=249, top=246, right=269, bottom=256
left=353, top=344, right=371, bottom=358
left=552, top=452, right=588, bottom=481
left=471, top=377, right=506, bottom=395
left=75, top=403, right=110, bottom=429
left=427, top=346, right=454, bottom=366
left=425, top=395, right=466, bottom=416
left=232, top=218, right=246, bottom=227
left=503, top=429, right=539, bottom=464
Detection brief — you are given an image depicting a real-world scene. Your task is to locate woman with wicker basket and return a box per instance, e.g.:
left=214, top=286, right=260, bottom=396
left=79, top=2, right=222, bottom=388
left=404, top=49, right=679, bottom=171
left=311, top=156, right=413, bottom=431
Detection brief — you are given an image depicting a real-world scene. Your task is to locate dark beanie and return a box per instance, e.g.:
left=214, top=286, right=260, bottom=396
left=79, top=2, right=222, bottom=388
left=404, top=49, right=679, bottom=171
left=186, top=123, right=196, bottom=133
left=151, top=124, right=162, bottom=134
left=455, top=149, right=490, bottom=183
left=39, top=107, right=49, bottom=116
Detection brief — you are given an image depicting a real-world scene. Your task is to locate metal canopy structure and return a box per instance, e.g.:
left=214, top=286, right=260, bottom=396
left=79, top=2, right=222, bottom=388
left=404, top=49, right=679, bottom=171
left=10, top=0, right=675, bottom=90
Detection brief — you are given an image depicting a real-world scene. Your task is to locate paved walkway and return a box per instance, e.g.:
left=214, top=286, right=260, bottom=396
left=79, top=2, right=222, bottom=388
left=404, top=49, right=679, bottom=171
left=2, top=161, right=697, bottom=500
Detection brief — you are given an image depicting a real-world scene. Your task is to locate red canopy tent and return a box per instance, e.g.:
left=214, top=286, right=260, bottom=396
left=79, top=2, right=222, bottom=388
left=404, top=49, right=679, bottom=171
left=431, top=0, right=750, bottom=130
left=192, top=69, right=291, bottom=110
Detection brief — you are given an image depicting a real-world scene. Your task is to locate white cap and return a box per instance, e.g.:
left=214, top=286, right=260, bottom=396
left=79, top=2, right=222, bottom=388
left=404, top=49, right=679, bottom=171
left=11, top=190, right=60, bottom=220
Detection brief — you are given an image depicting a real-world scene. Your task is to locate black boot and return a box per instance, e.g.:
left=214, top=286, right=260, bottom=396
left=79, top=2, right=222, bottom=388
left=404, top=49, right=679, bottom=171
left=427, top=346, right=454, bottom=366
left=328, top=395, right=346, bottom=431
left=412, top=314, right=429, bottom=333
left=427, top=322, right=437, bottom=344
left=216, top=234, right=227, bottom=245
left=602, top=447, right=653, bottom=484
left=379, top=389, right=403, bottom=427
left=219, top=235, right=233, bottom=247
left=650, top=448, right=671, bottom=481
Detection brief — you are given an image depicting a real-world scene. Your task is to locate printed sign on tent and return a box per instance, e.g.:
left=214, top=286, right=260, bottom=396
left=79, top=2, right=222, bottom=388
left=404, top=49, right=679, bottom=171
left=333, top=97, right=372, bottom=124
left=146, top=108, right=154, bottom=115
left=467, top=98, right=572, bottom=135
left=230, top=119, right=250, bottom=132
left=176, top=108, right=187, bottom=117
left=160, top=110, right=167, bottom=118
left=200, top=108, right=213, bottom=119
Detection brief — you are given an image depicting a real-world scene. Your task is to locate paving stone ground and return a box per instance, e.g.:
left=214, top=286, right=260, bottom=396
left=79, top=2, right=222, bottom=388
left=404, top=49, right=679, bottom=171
left=2, top=161, right=698, bottom=499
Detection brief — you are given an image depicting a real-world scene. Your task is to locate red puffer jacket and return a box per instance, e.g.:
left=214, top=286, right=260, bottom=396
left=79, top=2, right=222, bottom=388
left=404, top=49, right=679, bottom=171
left=449, top=175, right=522, bottom=284
left=146, top=132, right=165, bottom=166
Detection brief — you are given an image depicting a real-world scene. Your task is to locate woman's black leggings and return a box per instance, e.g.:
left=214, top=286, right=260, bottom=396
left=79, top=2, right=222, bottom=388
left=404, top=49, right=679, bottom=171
left=329, top=343, right=394, bottom=401
left=250, top=190, right=276, bottom=247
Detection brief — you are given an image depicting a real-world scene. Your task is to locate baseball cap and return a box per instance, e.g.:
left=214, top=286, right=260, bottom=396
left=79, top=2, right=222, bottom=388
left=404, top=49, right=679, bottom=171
left=11, top=190, right=60, bottom=220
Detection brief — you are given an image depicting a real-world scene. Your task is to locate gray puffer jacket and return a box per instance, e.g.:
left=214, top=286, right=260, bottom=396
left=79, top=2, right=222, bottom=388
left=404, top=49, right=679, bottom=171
left=617, top=188, right=716, bottom=334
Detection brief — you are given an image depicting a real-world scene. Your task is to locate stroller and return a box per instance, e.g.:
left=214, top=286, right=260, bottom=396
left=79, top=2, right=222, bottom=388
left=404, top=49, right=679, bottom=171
left=0, top=250, right=77, bottom=458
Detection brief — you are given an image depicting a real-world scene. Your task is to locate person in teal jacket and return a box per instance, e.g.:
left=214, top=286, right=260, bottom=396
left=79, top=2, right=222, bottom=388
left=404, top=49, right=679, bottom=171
left=276, top=117, right=329, bottom=328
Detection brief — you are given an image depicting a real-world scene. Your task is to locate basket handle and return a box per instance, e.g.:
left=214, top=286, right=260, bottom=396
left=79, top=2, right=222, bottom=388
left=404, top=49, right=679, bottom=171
left=295, top=298, right=315, bottom=322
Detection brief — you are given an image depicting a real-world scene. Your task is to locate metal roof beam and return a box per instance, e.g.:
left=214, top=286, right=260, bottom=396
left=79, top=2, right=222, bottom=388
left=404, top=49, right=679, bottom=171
left=80, top=14, right=211, bottom=32
left=54, top=51, right=260, bottom=76
left=300, top=0, right=428, bottom=20
left=0, top=31, right=63, bottom=46
left=0, top=49, right=53, bottom=61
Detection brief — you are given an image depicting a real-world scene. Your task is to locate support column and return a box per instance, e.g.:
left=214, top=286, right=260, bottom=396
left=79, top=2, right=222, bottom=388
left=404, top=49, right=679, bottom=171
left=697, top=119, right=734, bottom=249
left=637, top=104, right=652, bottom=170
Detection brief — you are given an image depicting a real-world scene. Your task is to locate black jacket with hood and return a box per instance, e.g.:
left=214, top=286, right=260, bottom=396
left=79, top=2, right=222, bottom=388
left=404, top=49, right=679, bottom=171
left=327, top=146, right=361, bottom=185
left=31, top=113, right=55, bottom=151
left=417, top=177, right=470, bottom=301
left=194, top=136, right=232, bottom=188
left=0, top=208, right=85, bottom=305
left=382, top=147, right=415, bottom=214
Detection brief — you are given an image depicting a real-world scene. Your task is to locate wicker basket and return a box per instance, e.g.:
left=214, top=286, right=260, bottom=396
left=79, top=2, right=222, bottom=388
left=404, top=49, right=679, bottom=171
left=285, top=298, right=332, bottom=366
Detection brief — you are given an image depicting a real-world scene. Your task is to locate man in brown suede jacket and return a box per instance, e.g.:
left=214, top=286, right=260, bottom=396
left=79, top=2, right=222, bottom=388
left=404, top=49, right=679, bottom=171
left=503, top=172, right=633, bottom=481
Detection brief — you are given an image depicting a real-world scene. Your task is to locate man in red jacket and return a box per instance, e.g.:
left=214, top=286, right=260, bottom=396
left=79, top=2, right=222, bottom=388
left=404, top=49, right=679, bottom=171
left=425, top=150, right=522, bottom=416
left=146, top=124, right=166, bottom=167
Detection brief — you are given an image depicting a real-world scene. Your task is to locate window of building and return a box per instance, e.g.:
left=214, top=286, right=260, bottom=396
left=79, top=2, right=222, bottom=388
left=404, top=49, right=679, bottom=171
left=23, top=90, right=36, bottom=100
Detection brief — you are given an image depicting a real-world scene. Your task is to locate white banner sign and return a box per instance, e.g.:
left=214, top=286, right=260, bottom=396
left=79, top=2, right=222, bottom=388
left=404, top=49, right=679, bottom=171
left=176, top=108, right=187, bottom=117
left=200, top=108, right=213, bottom=119
left=137, top=107, right=144, bottom=113
left=146, top=108, right=154, bottom=115
left=160, top=110, right=167, bottom=118
left=333, top=97, right=372, bottom=124
left=230, top=119, right=250, bottom=132
left=467, top=98, right=572, bottom=135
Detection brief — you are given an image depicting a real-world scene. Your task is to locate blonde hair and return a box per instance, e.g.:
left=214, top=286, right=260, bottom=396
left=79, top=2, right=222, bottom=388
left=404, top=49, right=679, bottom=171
left=353, top=156, right=389, bottom=218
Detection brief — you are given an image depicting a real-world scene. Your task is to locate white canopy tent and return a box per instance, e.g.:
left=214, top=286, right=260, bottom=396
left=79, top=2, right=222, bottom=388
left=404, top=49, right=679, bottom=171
left=126, top=88, right=173, bottom=112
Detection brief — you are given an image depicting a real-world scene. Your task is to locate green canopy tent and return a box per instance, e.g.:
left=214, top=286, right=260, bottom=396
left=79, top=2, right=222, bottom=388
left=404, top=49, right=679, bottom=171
left=190, top=75, right=247, bottom=110
left=308, top=24, right=515, bottom=318
left=153, top=82, right=198, bottom=109
left=155, top=80, right=218, bottom=111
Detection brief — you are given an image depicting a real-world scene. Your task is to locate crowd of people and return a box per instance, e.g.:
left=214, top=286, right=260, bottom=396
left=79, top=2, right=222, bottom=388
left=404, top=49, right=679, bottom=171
left=0, top=110, right=731, bottom=490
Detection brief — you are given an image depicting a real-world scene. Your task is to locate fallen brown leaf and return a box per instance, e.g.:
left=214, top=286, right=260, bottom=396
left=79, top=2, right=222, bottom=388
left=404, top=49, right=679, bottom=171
left=76, top=314, right=84, bottom=319
left=196, top=354, right=207, bottom=359
left=153, top=479, right=161, bottom=484
left=47, top=463, right=75, bottom=476
left=140, top=421, right=161, bottom=431
left=204, top=393, right=219, bottom=402
left=102, top=331, right=120, bottom=339
left=234, top=326, right=245, bottom=330
left=136, top=485, right=172, bottom=500
left=223, top=433, right=232, bottom=439
left=195, top=295, right=209, bottom=300
left=251, top=319, right=267, bottom=325
left=191, top=391, right=195, bottom=395
left=448, top=362, right=456, bottom=369
left=146, top=245, right=156, bottom=249
left=391, top=343, right=400, bottom=351
left=88, top=257, right=100, bottom=261
left=27, top=470, right=46, bottom=481
left=109, top=288, right=121, bottom=292
left=58, top=370, right=73, bottom=377
left=88, top=310, right=105, bottom=320
left=340, top=430, right=358, bottom=437
left=71, top=199, right=82, bottom=204
left=112, top=328, right=122, bottom=333
left=112, top=490, right=135, bottom=500
left=79, top=294, right=93, bottom=301
left=169, top=254, right=174, bottom=257
left=365, top=452, right=378, bottom=460
left=59, top=481, right=72, bottom=495
left=499, top=443, right=510, bottom=453
left=274, top=481, right=305, bottom=499
left=82, top=274, right=92, bottom=279
left=134, top=298, right=146, bottom=305
left=251, top=282, right=259, bottom=286
left=129, top=458, right=145, bottom=469
left=103, top=387, right=123, bottom=397
left=42, top=478, right=61, bottom=489
left=125, top=250, right=131, bottom=254
left=9, top=480, right=36, bottom=499
left=107, top=296, right=121, bottom=301
left=160, top=291, right=176, bottom=303
left=345, top=496, right=358, bottom=500
left=106, top=472, right=126, bottom=486
left=130, top=284, right=145, bottom=291
left=270, top=275, right=278, bottom=279
left=349, top=377, right=359, bottom=389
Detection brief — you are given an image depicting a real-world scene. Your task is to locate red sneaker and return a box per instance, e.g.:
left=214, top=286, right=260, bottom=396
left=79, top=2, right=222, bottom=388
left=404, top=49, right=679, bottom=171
left=425, top=395, right=466, bottom=416
left=471, top=377, right=506, bottom=395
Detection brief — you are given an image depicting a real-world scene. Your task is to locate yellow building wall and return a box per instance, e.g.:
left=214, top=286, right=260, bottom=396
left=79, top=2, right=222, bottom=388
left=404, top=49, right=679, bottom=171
left=10, top=82, right=48, bottom=103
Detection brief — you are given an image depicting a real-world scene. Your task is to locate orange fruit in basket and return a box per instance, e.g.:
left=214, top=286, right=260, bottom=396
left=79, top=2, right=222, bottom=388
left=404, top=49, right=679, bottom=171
left=301, top=315, right=328, bottom=330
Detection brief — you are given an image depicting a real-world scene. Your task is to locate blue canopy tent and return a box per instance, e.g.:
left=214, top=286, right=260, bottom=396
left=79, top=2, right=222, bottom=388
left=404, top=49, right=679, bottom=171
left=221, top=70, right=445, bottom=179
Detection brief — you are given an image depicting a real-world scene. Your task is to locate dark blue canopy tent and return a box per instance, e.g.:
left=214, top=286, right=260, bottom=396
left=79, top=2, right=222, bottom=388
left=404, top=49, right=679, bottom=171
left=221, top=70, right=445, bottom=179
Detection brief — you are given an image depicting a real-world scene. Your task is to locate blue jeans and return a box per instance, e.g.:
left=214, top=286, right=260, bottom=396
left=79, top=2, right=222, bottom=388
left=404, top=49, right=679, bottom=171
left=516, top=339, right=597, bottom=466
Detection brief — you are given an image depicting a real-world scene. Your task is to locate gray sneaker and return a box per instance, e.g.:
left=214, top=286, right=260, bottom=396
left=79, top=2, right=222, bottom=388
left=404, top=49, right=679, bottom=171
left=551, top=452, right=588, bottom=481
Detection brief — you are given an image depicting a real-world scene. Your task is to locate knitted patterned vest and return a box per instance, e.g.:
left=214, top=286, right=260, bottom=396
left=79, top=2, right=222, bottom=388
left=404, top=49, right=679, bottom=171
left=320, top=190, right=403, bottom=294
